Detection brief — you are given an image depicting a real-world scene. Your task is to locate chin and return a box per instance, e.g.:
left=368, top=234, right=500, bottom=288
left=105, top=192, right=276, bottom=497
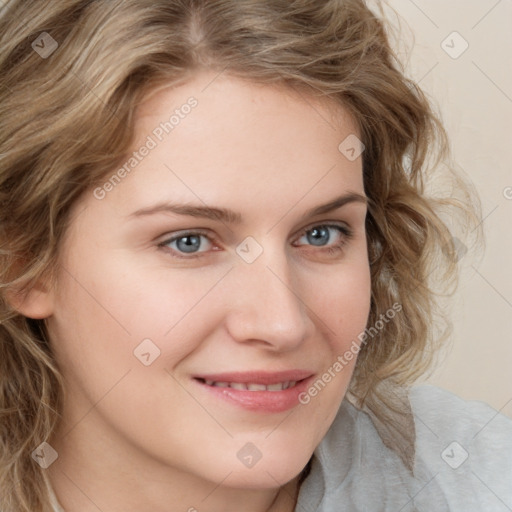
left=220, top=450, right=312, bottom=490
left=225, top=467, right=304, bottom=490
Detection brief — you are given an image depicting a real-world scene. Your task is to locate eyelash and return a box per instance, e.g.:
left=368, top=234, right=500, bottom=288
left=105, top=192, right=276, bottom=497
left=157, top=223, right=353, bottom=260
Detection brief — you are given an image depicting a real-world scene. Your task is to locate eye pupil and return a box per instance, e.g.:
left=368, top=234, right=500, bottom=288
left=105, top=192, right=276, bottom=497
left=307, top=227, right=330, bottom=246
left=176, top=235, right=201, bottom=253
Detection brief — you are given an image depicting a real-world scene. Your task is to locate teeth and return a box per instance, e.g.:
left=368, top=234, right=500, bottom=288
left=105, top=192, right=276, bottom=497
left=247, top=383, right=267, bottom=391
left=266, top=383, right=284, bottom=391
left=230, top=382, right=247, bottom=390
left=204, top=380, right=298, bottom=391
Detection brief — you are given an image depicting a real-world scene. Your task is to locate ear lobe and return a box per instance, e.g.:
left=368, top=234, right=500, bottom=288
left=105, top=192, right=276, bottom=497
left=6, top=281, right=55, bottom=319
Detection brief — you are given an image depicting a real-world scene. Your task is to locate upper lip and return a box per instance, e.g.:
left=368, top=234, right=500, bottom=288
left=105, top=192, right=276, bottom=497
left=194, top=370, right=314, bottom=385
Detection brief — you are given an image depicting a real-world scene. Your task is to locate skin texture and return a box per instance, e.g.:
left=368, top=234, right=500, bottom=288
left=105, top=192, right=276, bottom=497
left=22, top=71, right=371, bottom=512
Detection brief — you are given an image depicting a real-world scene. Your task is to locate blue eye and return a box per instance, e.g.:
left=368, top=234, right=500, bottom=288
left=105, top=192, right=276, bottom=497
left=158, top=223, right=352, bottom=259
left=296, top=224, right=352, bottom=249
left=160, top=232, right=213, bottom=255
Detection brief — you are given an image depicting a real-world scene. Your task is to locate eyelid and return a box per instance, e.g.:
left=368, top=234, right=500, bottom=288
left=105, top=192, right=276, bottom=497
left=291, top=221, right=352, bottom=243
left=157, top=229, right=218, bottom=258
left=158, top=228, right=212, bottom=243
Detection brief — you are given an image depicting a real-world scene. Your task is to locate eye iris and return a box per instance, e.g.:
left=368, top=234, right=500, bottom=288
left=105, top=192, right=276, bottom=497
left=307, top=227, right=330, bottom=246
left=176, top=235, right=201, bottom=253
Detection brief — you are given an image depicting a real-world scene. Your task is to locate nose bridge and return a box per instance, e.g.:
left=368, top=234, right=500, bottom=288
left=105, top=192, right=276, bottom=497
left=226, top=248, right=309, bottom=349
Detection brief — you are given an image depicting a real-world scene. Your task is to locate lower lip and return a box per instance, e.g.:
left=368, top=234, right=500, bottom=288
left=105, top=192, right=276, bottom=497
left=194, top=377, right=313, bottom=413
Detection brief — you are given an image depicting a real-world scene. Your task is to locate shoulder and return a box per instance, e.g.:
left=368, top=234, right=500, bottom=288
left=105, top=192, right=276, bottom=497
left=297, top=385, right=512, bottom=512
left=409, top=384, right=512, bottom=459
left=409, top=384, right=512, bottom=511
left=409, top=383, right=512, bottom=432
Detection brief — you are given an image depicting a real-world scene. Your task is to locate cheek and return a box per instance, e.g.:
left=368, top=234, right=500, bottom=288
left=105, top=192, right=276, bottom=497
left=310, top=258, right=372, bottom=349
left=49, top=252, right=230, bottom=375
left=298, top=259, right=371, bottom=408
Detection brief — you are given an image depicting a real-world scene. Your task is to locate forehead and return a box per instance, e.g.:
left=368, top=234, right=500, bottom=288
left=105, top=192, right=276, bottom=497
left=103, top=72, right=365, bottom=218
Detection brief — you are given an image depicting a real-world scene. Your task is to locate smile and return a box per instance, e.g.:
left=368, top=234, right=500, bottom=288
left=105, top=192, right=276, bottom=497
left=193, top=371, right=314, bottom=413
left=198, top=379, right=298, bottom=391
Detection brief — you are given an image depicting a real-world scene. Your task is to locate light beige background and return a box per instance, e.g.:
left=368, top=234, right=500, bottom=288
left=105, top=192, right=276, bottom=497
left=381, top=0, right=512, bottom=416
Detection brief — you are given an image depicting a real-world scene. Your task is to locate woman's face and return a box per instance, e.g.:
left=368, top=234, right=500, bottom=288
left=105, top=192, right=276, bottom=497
left=43, top=72, right=371, bottom=491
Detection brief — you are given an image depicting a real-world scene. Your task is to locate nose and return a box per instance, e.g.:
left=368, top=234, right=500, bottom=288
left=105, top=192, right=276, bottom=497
left=224, top=250, right=312, bottom=352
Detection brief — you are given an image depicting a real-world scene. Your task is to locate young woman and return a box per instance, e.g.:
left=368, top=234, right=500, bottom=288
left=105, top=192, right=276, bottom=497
left=0, top=1, right=510, bottom=511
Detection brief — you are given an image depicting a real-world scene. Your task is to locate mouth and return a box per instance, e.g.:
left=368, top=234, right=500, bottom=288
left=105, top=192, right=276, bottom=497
left=195, top=378, right=299, bottom=391
left=192, top=370, right=314, bottom=413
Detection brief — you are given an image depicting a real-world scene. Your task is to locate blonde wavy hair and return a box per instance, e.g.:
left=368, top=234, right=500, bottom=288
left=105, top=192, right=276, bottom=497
left=0, top=0, right=480, bottom=510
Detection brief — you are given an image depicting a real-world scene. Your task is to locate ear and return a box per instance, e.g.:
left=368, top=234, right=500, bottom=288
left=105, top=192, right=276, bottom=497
left=6, top=280, right=55, bottom=319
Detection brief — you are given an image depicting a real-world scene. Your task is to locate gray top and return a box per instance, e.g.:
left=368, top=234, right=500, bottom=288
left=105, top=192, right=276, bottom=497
left=295, top=385, right=512, bottom=511
left=49, top=385, right=512, bottom=511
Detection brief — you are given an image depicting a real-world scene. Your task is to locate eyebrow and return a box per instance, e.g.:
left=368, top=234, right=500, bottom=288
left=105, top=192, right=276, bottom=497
left=129, top=192, right=367, bottom=224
